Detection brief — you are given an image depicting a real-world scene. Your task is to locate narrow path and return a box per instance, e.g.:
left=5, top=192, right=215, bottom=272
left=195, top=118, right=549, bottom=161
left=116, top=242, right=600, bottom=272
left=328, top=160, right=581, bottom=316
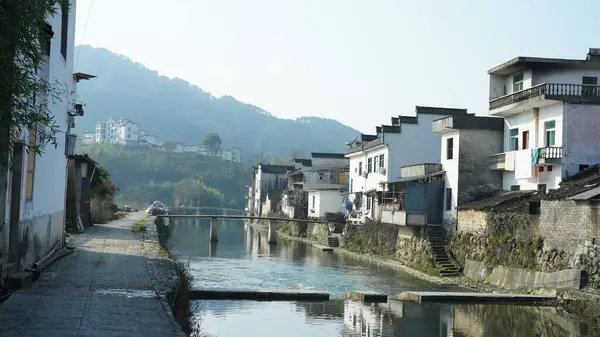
left=0, top=212, right=186, bottom=337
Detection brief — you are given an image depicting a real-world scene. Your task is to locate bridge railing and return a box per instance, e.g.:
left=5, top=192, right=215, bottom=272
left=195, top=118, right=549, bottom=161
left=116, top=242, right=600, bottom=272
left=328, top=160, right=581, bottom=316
left=156, top=214, right=331, bottom=224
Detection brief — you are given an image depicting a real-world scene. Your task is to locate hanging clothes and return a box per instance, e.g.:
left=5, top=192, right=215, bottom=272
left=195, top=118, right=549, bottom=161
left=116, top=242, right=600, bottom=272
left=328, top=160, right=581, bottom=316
left=531, top=148, right=540, bottom=166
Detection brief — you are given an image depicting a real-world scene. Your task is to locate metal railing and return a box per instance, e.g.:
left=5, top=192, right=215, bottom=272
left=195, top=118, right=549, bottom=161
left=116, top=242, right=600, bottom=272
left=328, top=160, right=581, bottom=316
left=489, top=83, right=600, bottom=110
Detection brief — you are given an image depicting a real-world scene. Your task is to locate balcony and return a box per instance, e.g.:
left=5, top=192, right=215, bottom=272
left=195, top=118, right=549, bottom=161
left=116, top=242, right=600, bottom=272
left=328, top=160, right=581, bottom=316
left=489, top=83, right=600, bottom=115
left=489, top=146, right=563, bottom=170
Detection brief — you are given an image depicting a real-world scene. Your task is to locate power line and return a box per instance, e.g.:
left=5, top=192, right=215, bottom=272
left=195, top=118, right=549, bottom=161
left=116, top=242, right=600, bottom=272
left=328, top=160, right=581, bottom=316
left=75, top=0, right=94, bottom=68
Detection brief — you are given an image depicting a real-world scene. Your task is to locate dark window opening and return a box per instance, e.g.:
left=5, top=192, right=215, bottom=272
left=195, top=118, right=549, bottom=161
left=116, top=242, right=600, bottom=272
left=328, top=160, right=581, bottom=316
left=358, top=162, right=362, bottom=176
left=510, top=185, right=520, bottom=191
left=580, top=164, right=590, bottom=172
left=60, top=2, right=69, bottom=60
left=529, top=201, right=541, bottom=215
left=547, top=165, right=553, bottom=172
left=445, top=188, right=452, bottom=211
left=510, top=129, right=519, bottom=151
left=41, top=23, right=53, bottom=56
left=367, top=158, right=372, bottom=173
left=446, top=138, right=454, bottom=160
left=538, top=184, right=547, bottom=194
left=522, top=130, right=529, bottom=149
left=539, top=166, right=544, bottom=172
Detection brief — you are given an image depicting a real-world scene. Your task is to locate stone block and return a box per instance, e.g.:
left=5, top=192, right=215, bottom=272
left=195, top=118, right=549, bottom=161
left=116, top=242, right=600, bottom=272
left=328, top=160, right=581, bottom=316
left=7, top=272, right=33, bottom=289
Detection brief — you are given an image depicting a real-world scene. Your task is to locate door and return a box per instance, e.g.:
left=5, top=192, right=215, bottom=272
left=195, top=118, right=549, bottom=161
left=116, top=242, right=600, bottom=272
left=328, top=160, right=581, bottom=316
left=8, top=143, right=24, bottom=270
left=522, top=131, right=529, bottom=149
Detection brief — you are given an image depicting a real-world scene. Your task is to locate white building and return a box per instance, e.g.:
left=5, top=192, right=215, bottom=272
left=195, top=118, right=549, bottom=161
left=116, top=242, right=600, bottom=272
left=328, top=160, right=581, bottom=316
left=488, top=48, right=600, bottom=192
left=221, top=148, right=242, bottom=162
left=304, top=153, right=349, bottom=219
left=2, top=0, right=82, bottom=281
left=432, top=115, right=504, bottom=228
left=345, top=106, right=469, bottom=223
left=141, top=134, right=161, bottom=146
left=95, top=118, right=140, bottom=145
left=80, top=131, right=95, bottom=145
left=251, top=164, right=293, bottom=216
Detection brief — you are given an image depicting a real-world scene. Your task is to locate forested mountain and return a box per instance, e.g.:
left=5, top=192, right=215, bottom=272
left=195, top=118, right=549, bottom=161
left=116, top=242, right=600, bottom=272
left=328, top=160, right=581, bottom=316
left=74, top=45, right=359, bottom=158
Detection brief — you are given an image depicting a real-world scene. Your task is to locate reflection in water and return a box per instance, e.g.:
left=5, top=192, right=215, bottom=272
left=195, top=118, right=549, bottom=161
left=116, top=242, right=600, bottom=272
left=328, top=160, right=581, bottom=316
left=166, top=217, right=590, bottom=337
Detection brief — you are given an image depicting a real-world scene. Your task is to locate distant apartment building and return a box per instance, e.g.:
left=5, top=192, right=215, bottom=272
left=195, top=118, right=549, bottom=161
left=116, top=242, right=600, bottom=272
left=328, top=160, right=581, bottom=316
left=95, top=118, right=140, bottom=145
left=487, top=48, right=600, bottom=192
left=138, top=129, right=162, bottom=146
left=221, top=148, right=242, bottom=162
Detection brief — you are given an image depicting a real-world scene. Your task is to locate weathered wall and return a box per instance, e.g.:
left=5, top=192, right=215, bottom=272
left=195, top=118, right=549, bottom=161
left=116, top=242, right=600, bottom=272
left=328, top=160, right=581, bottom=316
left=539, top=200, right=600, bottom=252
left=456, top=210, right=488, bottom=235
left=343, top=222, right=435, bottom=272
left=563, top=103, right=600, bottom=177
left=456, top=210, right=540, bottom=238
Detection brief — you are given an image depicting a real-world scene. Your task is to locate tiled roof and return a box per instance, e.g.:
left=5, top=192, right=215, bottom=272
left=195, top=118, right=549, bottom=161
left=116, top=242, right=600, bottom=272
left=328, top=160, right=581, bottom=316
left=457, top=191, right=536, bottom=212
left=294, top=158, right=312, bottom=167
left=543, top=165, right=600, bottom=200
left=259, top=164, right=294, bottom=174
left=381, top=125, right=401, bottom=133
left=311, top=152, right=346, bottom=159
left=399, top=116, right=418, bottom=124
left=415, top=106, right=469, bottom=116
left=67, top=154, right=98, bottom=166
left=360, top=134, right=378, bottom=142
left=345, top=138, right=385, bottom=155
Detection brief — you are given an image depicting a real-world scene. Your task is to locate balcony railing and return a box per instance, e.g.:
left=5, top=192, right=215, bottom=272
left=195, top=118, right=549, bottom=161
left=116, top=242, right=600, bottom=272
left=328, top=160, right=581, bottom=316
left=540, top=146, right=563, bottom=159
left=489, top=83, right=600, bottom=110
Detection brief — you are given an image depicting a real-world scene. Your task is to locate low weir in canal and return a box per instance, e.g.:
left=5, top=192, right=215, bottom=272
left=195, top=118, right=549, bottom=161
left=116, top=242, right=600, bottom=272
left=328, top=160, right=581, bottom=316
left=159, top=215, right=593, bottom=337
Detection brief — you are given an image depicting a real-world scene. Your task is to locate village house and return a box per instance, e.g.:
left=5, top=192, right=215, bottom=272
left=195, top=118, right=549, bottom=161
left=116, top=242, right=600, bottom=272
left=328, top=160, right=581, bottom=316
left=281, top=158, right=312, bottom=219
left=220, top=148, right=242, bottom=162
left=304, top=153, right=349, bottom=220
left=95, top=118, right=140, bottom=145
left=432, top=114, right=505, bottom=228
left=345, top=106, right=469, bottom=223
left=487, top=48, right=600, bottom=193
left=2, top=0, right=83, bottom=283
left=250, top=164, right=294, bottom=216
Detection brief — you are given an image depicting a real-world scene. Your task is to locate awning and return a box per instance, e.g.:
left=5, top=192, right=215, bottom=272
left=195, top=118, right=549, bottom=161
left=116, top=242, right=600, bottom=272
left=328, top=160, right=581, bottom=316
left=386, top=170, right=445, bottom=184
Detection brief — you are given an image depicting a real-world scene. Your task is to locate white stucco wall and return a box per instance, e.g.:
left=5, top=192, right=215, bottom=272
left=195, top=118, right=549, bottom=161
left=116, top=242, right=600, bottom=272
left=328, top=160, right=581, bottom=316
left=308, top=190, right=345, bottom=218
left=440, top=130, right=459, bottom=224
left=3, top=0, right=77, bottom=273
left=501, top=102, right=564, bottom=190
left=533, top=68, right=600, bottom=86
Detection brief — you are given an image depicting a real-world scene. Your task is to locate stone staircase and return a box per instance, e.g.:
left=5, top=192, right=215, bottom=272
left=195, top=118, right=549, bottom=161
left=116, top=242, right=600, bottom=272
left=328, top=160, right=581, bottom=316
left=327, top=236, right=340, bottom=248
left=426, top=225, right=461, bottom=277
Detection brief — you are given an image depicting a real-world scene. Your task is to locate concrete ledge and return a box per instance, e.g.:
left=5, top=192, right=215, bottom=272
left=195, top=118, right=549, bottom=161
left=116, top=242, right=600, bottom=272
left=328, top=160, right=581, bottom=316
left=313, top=244, right=333, bottom=252
left=190, top=288, right=330, bottom=301
left=344, top=291, right=388, bottom=303
left=394, top=291, right=556, bottom=305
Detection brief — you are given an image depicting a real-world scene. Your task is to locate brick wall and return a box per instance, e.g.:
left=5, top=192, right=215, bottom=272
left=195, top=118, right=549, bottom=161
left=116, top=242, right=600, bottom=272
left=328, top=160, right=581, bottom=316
left=457, top=210, right=488, bottom=234
left=540, top=199, right=600, bottom=251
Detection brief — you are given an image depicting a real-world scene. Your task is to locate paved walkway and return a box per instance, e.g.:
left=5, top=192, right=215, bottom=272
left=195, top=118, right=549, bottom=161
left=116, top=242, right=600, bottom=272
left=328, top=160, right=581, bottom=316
left=0, top=212, right=186, bottom=337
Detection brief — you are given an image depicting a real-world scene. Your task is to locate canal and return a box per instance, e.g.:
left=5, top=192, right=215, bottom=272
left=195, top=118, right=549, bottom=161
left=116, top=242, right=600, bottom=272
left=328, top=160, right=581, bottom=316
left=164, top=218, right=591, bottom=337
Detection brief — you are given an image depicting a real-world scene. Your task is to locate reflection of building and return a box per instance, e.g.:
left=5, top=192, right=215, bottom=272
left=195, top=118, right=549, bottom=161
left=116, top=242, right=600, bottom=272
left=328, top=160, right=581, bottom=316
left=343, top=301, right=386, bottom=337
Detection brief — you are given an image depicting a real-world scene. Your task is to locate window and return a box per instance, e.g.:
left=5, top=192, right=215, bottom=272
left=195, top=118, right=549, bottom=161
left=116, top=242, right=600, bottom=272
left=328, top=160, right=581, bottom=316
left=446, top=137, right=454, bottom=160
left=26, top=126, right=37, bottom=200
left=580, top=164, right=590, bottom=172
left=539, top=166, right=544, bottom=172
left=513, top=73, right=524, bottom=92
left=60, top=1, right=69, bottom=60
left=547, top=165, right=553, bottom=172
left=445, top=188, right=452, bottom=211
left=311, top=195, right=315, bottom=209
left=510, top=129, right=519, bottom=151
left=41, top=23, right=52, bottom=57
left=582, top=76, right=598, bottom=96
left=350, top=179, right=353, bottom=193
left=522, top=131, right=529, bottom=149
left=366, top=197, right=372, bottom=211
left=379, top=154, right=384, bottom=170
left=368, top=158, right=372, bottom=173
left=358, top=162, right=363, bottom=176
left=374, top=156, right=379, bottom=173
left=538, top=184, right=547, bottom=194
left=544, top=121, right=556, bottom=146
left=510, top=185, right=520, bottom=191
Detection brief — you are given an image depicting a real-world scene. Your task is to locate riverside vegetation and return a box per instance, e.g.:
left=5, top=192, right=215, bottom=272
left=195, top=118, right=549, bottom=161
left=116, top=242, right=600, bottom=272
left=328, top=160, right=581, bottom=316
left=77, top=144, right=252, bottom=209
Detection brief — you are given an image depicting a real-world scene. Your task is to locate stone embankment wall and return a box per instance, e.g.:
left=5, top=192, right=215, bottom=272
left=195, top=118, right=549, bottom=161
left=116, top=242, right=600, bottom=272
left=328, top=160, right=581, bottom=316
left=274, top=219, right=329, bottom=245
left=452, top=200, right=600, bottom=286
left=343, top=221, right=436, bottom=273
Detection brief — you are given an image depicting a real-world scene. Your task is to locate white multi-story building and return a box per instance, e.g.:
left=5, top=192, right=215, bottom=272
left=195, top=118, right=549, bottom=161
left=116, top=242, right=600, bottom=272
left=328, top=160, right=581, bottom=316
left=251, top=164, right=294, bottom=216
left=95, top=118, right=140, bottom=145
left=488, top=48, right=600, bottom=192
left=80, top=131, right=95, bottom=145
left=2, top=0, right=83, bottom=280
left=304, top=153, right=349, bottom=219
left=345, top=106, right=469, bottom=223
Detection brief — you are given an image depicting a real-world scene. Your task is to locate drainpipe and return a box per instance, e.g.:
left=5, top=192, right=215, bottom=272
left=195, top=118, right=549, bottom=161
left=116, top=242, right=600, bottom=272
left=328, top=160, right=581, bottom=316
left=533, top=108, right=540, bottom=149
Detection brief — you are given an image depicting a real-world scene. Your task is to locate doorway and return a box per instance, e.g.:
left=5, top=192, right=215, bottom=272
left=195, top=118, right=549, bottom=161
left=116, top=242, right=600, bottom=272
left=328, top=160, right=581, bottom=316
left=522, top=130, right=529, bottom=149
left=8, top=143, right=24, bottom=271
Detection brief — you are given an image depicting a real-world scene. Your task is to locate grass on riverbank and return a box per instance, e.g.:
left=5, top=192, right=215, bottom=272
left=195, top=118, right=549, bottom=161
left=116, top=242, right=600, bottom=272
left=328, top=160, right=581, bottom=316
left=132, top=215, right=151, bottom=232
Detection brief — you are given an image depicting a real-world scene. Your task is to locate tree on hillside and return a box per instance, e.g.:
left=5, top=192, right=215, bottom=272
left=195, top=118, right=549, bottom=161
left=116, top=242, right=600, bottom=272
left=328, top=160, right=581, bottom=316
left=202, top=133, right=222, bottom=155
left=162, top=141, right=178, bottom=151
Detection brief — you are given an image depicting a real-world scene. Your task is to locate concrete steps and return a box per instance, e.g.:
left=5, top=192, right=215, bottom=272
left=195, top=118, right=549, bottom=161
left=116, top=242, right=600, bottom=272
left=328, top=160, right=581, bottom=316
left=426, top=225, right=461, bottom=277
left=327, top=236, right=340, bottom=248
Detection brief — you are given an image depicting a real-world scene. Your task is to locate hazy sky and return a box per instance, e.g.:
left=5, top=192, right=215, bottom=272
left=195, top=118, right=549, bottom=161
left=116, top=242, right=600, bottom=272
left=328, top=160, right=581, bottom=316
left=74, top=0, right=599, bottom=133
